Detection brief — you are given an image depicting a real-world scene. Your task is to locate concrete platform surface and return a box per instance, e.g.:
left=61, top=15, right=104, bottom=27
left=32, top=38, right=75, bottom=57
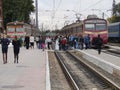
left=77, top=49, right=120, bottom=77
left=0, top=47, right=49, bottom=90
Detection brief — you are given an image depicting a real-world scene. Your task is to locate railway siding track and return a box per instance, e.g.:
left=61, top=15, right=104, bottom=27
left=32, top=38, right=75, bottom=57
left=107, top=49, right=120, bottom=55
left=68, top=50, right=120, bottom=90
left=103, top=45, right=120, bottom=57
left=55, top=50, right=120, bottom=90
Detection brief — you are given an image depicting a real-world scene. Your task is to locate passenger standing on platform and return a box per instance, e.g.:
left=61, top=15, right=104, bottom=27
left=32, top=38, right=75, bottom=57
left=24, top=35, right=30, bottom=49
left=30, top=35, right=34, bottom=49
left=12, top=36, right=21, bottom=63
left=1, top=34, right=10, bottom=64
left=84, top=34, right=90, bottom=49
left=55, top=38, right=59, bottom=50
left=95, top=34, right=103, bottom=54
left=35, top=36, right=39, bottom=48
left=45, top=37, right=52, bottom=49
left=73, top=34, right=79, bottom=49
left=41, top=37, right=45, bottom=51
left=61, top=37, right=67, bottom=50
left=69, top=35, right=74, bottom=48
left=79, top=35, right=84, bottom=50
left=19, top=36, right=23, bottom=47
left=58, top=36, right=62, bottom=50
left=39, top=36, right=42, bottom=49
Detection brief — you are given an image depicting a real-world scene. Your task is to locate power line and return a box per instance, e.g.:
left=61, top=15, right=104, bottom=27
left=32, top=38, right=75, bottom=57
left=52, top=0, right=62, bottom=19
left=73, top=0, right=81, bottom=12
left=82, top=0, right=104, bottom=12
left=55, top=0, right=62, bottom=11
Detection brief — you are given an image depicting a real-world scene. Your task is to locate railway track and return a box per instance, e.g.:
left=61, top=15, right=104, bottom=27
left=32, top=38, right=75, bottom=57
left=102, top=45, right=120, bottom=57
left=102, top=49, right=120, bottom=57
left=107, top=43, right=120, bottom=47
left=55, top=50, right=120, bottom=90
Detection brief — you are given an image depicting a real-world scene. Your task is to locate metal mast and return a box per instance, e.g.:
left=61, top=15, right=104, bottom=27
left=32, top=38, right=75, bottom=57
left=0, top=0, right=4, bottom=33
left=112, top=0, right=116, bottom=16
left=35, top=0, right=38, bottom=29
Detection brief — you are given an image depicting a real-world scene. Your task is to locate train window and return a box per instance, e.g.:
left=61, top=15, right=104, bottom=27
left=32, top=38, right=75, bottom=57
left=85, top=24, right=95, bottom=30
left=7, top=28, right=15, bottom=32
left=96, top=24, right=106, bottom=30
left=16, top=28, right=24, bottom=32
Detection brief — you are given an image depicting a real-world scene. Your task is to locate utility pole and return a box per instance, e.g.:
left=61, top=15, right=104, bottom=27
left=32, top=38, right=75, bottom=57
left=35, top=0, right=38, bottom=29
left=102, top=12, right=104, bottom=19
left=0, top=0, right=4, bottom=33
left=112, top=0, right=116, bottom=16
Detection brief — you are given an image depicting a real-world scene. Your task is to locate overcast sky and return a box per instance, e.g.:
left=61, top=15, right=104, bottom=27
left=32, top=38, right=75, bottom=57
left=31, top=0, right=120, bottom=30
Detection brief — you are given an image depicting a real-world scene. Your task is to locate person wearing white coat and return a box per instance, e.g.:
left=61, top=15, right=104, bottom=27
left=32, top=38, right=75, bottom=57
left=55, top=38, right=59, bottom=50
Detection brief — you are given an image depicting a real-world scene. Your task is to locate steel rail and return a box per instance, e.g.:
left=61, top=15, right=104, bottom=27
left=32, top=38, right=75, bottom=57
left=67, top=51, right=120, bottom=90
left=54, top=51, right=80, bottom=90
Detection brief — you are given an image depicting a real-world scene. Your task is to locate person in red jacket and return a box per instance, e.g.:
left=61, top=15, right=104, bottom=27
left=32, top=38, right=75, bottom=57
left=61, top=37, right=67, bottom=50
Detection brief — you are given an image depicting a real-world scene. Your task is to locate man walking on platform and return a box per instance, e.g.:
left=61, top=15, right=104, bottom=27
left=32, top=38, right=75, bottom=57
left=1, top=34, right=10, bottom=64
left=95, top=34, right=103, bottom=54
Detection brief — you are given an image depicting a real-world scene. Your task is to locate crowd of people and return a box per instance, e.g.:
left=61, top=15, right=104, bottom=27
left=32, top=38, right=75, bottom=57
left=0, top=34, right=53, bottom=64
left=0, top=33, right=103, bottom=64
left=55, top=34, right=103, bottom=54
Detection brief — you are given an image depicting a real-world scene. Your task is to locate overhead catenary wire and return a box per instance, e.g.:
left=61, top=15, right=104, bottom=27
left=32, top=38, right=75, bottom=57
left=52, top=0, right=62, bottom=19
left=72, top=0, right=81, bottom=13
left=55, top=0, right=62, bottom=12
left=50, top=0, right=63, bottom=30
left=82, top=0, right=104, bottom=12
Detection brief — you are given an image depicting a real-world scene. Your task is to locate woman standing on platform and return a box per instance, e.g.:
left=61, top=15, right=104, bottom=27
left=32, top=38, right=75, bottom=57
left=1, top=34, right=10, bottom=64
left=12, top=36, right=21, bottom=63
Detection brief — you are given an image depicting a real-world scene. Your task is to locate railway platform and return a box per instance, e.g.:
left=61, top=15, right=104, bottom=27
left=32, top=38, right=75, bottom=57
left=77, top=49, right=120, bottom=77
left=0, top=43, right=120, bottom=90
left=0, top=46, right=50, bottom=90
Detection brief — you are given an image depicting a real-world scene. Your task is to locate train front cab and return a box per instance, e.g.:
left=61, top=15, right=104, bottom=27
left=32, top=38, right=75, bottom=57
left=83, top=18, right=108, bottom=47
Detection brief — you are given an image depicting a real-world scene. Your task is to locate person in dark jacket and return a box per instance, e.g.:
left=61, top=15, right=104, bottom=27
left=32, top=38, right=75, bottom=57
left=1, top=34, right=10, bottom=64
left=78, top=35, right=84, bottom=50
left=12, top=36, right=21, bottom=63
left=24, top=35, right=30, bottom=49
left=84, top=34, right=90, bottom=49
left=95, top=34, right=103, bottom=54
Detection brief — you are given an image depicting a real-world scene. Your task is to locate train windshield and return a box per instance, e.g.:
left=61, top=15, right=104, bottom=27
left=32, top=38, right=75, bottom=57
left=84, top=19, right=107, bottom=31
left=85, top=24, right=95, bottom=30
left=96, top=24, right=106, bottom=30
